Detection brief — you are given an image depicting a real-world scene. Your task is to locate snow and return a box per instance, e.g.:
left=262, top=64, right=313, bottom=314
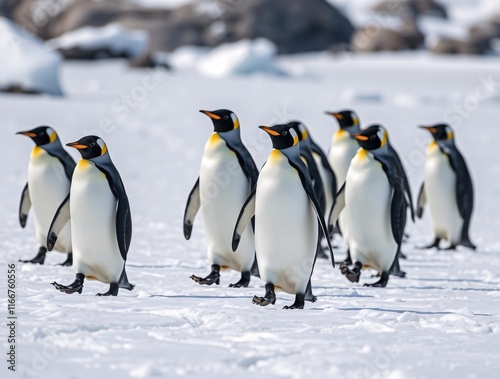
left=0, top=17, right=63, bottom=95
left=1, top=51, right=500, bottom=378
left=47, top=24, right=149, bottom=59
left=168, top=39, right=285, bottom=78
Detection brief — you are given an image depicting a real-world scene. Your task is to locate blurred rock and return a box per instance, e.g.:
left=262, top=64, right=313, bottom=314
left=128, top=53, right=171, bottom=69
left=373, top=0, right=447, bottom=19
left=351, top=19, right=424, bottom=52
left=430, top=36, right=490, bottom=55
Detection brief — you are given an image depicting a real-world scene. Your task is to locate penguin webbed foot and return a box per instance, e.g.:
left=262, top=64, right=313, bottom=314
left=52, top=273, right=84, bottom=294
left=229, top=271, right=250, bottom=288
left=364, top=272, right=389, bottom=287
left=340, top=261, right=361, bottom=283
left=19, top=247, right=47, bottom=265
left=57, top=252, right=73, bottom=267
left=96, top=283, right=119, bottom=297
left=252, top=283, right=276, bottom=307
left=443, top=244, right=457, bottom=251
left=283, top=293, right=305, bottom=310
left=419, top=238, right=441, bottom=250
left=190, top=264, right=220, bottom=286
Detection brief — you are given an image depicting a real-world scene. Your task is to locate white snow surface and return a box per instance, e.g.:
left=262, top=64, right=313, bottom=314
left=1, top=52, right=500, bottom=378
left=47, top=24, right=149, bottom=59
left=0, top=17, right=63, bottom=95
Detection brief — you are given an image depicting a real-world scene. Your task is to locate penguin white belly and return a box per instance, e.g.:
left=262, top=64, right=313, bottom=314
left=313, top=152, right=333, bottom=220
left=255, top=150, right=317, bottom=295
left=328, top=132, right=359, bottom=243
left=424, top=143, right=463, bottom=244
left=70, top=160, right=123, bottom=283
left=199, top=133, right=255, bottom=272
left=28, top=147, right=71, bottom=252
left=345, top=151, right=397, bottom=272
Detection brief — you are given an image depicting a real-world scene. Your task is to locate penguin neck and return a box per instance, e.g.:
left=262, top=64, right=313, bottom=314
left=86, top=151, right=112, bottom=165
left=371, top=143, right=390, bottom=157
left=278, top=144, right=300, bottom=161
left=345, top=124, right=361, bottom=136
left=33, top=138, right=62, bottom=158
left=217, top=128, right=241, bottom=145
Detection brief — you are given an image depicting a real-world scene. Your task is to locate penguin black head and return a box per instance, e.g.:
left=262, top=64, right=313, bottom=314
left=66, top=135, right=108, bottom=159
left=325, top=110, right=360, bottom=129
left=259, top=124, right=299, bottom=150
left=199, top=109, right=240, bottom=133
left=287, top=121, right=309, bottom=141
left=16, top=126, right=58, bottom=146
left=419, top=123, right=454, bottom=141
left=353, top=124, right=388, bottom=151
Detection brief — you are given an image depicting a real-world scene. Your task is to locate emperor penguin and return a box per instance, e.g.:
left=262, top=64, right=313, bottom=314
left=184, top=109, right=259, bottom=288
left=17, top=126, right=75, bottom=266
left=49, top=136, right=134, bottom=296
left=232, top=124, right=334, bottom=309
left=417, top=124, right=475, bottom=250
left=330, top=125, right=408, bottom=287
left=325, top=110, right=362, bottom=263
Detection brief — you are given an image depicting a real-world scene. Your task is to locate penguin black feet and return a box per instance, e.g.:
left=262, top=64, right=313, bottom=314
left=96, top=283, right=119, bottom=297
left=229, top=271, right=251, bottom=288
left=340, top=261, right=362, bottom=283
left=252, top=283, right=276, bottom=307
left=283, top=293, right=305, bottom=310
left=19, top=246, right=47, bottom=265
left=419, top=237, right=441, bottom=249
left=190, top=264, right=220, bottom=286
left=57, top=252, right=73, bottom=267
left=52, top=273, right=84, bottom=294
left=364, top=271, right=389, bottom=287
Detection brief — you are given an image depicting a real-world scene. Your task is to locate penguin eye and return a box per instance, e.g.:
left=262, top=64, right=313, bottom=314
left=370, top=135, right=376, bottom=140
left=223, top=115, right=229, bottom=120
left=90, top=142, right=96, bottom=147
left=282, top=131, right=288, bottom=136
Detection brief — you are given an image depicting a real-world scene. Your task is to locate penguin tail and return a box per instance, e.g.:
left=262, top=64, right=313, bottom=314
left=118, top=268, right=135, bottom=291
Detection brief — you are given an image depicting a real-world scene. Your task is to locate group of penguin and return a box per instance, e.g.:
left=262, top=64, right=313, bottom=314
left=184, top=109, right=475, bottom=309
left=16, top=108, right=475, bottom=307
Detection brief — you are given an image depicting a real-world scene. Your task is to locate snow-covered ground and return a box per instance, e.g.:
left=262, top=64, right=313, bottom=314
left=1, top=52, right=500, bottom=378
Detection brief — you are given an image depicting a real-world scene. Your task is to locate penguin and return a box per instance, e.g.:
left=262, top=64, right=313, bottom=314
left=232, top=124, right=334, bottom=309
left=49, top=136, right=134, bottom=296
left=184, top=109, right=259, bottom=288
left=330, top=124, right=408, bottom=287
left=17, top=126, right=75, bottom=266
left=288, top=121, right=333, bottom=259
left=417, top=124, right=475, bottom=250
left=325, top=110, right=362, bottom=264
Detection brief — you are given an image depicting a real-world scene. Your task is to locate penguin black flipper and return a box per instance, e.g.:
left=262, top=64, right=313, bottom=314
left=310, top=138, right=338, bottom=200
left=232, top=188, right=256, bottom=252
left=439, top=143, right=475, bottom=248
left=47, top=194, right=71, bottom=251
left=220, top=134, right=259, bottom=190
left=183, top=178, right=201, bottom=240
left=388, top=142, right=415, bottom=222
left=374, top=156, right=406, bottom=246
left=301, top=148, right=326, bottom=214
left=43, top=140, right=77, bottom=181
left=19, top=183, right=31, bottom=228
left=328, top=182, right=346, bottom=227
left=416, top=182, right=426, bottom=218
left=284, top=153, right=335, bottom=267
left=92, top=158, right=132, bottom=261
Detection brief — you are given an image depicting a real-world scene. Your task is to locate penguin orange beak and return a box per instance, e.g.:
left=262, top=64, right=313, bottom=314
left=419, top=126, right=437, bottom=133
left=259, top=125, right=280, bottom=136
left=353, top=134, right=369, bottom=141
left=199, top=110, right=221, bottom=120
left=16, top=131, right=37, bottom=137
left=325, top=112, right=343, bottom=120
left=66, top=141, right=88, bottom=149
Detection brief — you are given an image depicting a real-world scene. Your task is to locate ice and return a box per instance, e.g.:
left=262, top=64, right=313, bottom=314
left=0, top=17, right=63, bottom=95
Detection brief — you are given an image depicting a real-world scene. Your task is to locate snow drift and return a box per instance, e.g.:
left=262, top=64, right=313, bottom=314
left=0, top=17, right=63, bottom=95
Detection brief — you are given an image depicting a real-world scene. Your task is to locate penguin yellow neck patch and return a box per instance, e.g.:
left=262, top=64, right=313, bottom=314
left=334, top=129, right=349, bottom=141
left=77, top=159, right=91, bottom=170
left=269, top=149, right=282, bottom=162
left=208, top=132, right=222, bottom=145
left=31, top=146, right=43, bottom=158
left=357, top=148, right=368, bottom=160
